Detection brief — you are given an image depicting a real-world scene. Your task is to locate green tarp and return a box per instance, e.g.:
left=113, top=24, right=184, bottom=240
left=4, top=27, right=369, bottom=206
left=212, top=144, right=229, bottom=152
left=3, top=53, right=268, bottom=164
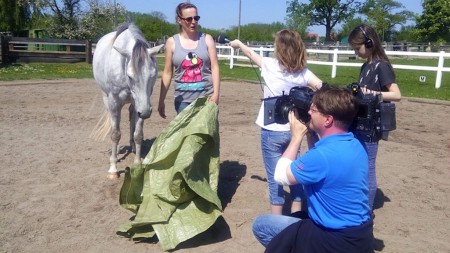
left=117, top=97, right=223, bottom=251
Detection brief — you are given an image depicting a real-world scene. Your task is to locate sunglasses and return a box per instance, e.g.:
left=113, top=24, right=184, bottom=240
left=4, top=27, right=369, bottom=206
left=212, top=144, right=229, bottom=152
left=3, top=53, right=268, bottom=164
left=179, top=15, right=200, bottom=22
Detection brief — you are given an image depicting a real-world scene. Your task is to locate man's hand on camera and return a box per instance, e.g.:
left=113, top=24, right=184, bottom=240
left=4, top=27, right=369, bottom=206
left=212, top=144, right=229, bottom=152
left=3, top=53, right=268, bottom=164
left=288, top=110, right=308, bottom=142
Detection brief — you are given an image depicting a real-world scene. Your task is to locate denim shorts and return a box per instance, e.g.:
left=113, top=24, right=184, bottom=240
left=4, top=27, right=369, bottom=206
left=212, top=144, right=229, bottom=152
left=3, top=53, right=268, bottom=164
left=261, top=128, right=305, bottom=206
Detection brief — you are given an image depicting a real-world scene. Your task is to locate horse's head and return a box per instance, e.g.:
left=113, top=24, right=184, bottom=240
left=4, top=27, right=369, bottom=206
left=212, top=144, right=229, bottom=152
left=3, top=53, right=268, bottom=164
left=114, top=42, right=164, bottom=119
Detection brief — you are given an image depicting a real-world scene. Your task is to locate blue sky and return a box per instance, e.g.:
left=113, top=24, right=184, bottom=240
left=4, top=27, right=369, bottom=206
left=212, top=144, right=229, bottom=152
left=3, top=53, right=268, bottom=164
left=118, top=0, right=423, bottom=36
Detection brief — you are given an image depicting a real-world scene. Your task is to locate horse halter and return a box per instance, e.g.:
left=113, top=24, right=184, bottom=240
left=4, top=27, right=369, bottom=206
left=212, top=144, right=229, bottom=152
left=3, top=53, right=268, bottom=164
left=359, top=26, right=374, bottom=48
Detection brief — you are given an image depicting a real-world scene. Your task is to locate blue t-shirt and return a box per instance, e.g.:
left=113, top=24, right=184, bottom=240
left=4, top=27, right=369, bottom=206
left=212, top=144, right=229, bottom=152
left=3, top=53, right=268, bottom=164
left=290, top=132, right=371, bottom=229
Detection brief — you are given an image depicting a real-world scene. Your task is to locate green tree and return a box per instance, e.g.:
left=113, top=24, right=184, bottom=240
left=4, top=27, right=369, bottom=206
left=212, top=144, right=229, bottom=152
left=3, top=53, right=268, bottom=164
left=285, top=4, right=309, bottom=36
left=25, top=0, right=128, bottom=40
left=129, top=12, right=178, bottom=42
left=393, top=25, right=420, bottom=42
left=337, top=17, right=365, bottom=41
left=286, top=0, right=362, bottom=42
left=416, top=0, right=450, bottom=43
left=40, top=0, right=82, bottom=39
left=79, top=1, right=127, bottom=41
left=360, top=0, right=414, bottom=42
left=16, top=0, right=51, bottom=30
left=0, top=0, right=31, bottom=33
left=228, top=22, right=286, bottom=43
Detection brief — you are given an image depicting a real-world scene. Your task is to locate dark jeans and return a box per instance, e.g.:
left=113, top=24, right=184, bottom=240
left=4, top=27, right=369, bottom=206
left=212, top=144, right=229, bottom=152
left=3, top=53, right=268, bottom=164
left=174, top=101, right=191, bottom=114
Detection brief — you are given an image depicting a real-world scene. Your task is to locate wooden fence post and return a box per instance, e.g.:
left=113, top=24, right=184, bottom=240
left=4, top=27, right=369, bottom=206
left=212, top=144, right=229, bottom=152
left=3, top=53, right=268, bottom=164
left=85, top=40, right=92, bottom=64
left=0, top=34, right=9, bottom=64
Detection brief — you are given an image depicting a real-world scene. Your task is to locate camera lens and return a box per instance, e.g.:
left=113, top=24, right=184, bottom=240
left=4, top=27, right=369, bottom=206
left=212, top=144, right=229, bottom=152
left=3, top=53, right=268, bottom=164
left=274, top=97, right=292, bottom=124
left=278, top=103, right=292, bottom=124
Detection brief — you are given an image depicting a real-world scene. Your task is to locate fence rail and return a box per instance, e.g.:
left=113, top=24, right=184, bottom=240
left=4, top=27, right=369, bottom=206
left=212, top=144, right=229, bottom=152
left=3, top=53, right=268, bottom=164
left=2, top=36, right=449, bottom=89
left=217, top=45, right=450, bottom=89
left=1, top=36, right=93, bottom=64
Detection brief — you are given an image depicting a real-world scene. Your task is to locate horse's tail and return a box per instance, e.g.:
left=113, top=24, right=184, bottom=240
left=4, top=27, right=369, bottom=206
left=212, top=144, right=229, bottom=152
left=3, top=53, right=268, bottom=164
left=90, top=108, right=111, bottom=141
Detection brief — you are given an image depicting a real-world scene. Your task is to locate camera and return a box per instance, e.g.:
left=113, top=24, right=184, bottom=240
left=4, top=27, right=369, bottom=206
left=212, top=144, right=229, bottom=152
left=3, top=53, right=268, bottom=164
left=348, top=83, right=396, bottom=142
left=263, top=86, right=315, bottom=125
left=348, top=83, right=383, bottom=142
left=263, top=83, right=396, bottom=142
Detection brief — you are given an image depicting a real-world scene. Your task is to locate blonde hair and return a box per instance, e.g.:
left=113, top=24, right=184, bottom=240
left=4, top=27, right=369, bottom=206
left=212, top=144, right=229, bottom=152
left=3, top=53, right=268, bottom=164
left=274, top=29, right=307, bottom=73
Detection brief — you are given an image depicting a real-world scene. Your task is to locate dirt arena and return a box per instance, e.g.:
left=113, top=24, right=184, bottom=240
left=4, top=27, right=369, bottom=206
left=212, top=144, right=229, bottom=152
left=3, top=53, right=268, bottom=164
left=0, top=78, right=449, bottom=253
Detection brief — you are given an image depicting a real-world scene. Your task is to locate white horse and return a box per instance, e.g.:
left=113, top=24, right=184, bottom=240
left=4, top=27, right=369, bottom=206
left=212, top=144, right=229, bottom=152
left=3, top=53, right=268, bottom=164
left=92, top=23, right=163, bottom=179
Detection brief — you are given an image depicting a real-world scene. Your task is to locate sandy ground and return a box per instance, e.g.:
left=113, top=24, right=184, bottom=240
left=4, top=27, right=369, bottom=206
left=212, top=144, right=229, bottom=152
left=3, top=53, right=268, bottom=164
left=0, top=78, right=449, bottom=253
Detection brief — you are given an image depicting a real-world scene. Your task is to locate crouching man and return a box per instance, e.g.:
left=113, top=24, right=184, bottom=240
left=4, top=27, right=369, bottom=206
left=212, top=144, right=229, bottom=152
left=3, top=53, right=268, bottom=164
left=253, top=87, right=374, bottom=253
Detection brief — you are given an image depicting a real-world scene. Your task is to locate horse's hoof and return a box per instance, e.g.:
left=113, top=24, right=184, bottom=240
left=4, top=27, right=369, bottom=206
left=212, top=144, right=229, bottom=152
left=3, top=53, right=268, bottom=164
left=107, top=172, right=120, bottom=180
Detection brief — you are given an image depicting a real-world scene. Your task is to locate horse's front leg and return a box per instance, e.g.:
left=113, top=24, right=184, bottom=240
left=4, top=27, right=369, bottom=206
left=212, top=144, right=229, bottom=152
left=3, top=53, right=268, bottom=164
left=108, top=110, right=121, bottom=178
left=131, top=107, right=144, bottom=164
left=129, top=104, right=136, bottom=154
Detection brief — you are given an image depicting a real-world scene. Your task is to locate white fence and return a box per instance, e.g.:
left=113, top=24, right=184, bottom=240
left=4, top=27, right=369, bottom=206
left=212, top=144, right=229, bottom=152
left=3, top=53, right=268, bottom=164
left=217, top=45, right=450, bottom=89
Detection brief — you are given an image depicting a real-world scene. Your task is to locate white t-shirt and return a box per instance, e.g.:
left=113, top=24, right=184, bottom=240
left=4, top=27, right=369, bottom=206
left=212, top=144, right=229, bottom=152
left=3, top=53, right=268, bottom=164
left=256, top=57, right=312, bottom=131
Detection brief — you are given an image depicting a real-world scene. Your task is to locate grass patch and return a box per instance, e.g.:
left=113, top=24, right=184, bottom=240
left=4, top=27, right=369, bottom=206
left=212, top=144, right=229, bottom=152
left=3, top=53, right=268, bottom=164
left=1, top=57, right=449, bottom=101
left=220, top=60, right=450, bottom=101
left=0, top=62, right=93, bottom=80
left=308, top=65, right=450, bottom=101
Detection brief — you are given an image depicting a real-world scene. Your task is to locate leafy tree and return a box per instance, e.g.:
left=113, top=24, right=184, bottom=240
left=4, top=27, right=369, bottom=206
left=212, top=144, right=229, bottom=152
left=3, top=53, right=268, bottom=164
left=200, top=27, right=222, bottom=42
left=150, top=11, right=166, bottom=22
left=227, top=22, right=286, bottom=43
left=15, top=0, right=51, bottom=30
left=21, top=0, right=128, bottom=40
left=286, top=0, right=363, bottom=42
left=0, top=0, right=31, bottom=33
left=393, top=25, right=420, bottom=42
left=360, top=0, right=415, bottom=42
left=36, top=0, right=83, bottom=39
left=129, top=12, right=178, bottom=42
left=79, top=1, right=127, bottom=41
left=337, top=17, right=365, bottom=41
left=416, top=0, right=450, bottom=43
left=285, top=5, right=309, bottom=36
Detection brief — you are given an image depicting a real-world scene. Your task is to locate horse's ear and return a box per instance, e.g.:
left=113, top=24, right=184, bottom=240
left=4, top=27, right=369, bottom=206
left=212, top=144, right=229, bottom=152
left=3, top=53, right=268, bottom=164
left=113, top=46, right=136, bottom=79
left=148, top=44, right=164, bottom=56
left=113, top=46, right=131, bottom=58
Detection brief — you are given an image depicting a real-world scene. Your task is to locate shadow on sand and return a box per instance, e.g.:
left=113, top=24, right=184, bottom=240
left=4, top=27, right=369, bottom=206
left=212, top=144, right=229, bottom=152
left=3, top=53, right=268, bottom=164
left=170, top=160, right=247, bottom=251
left=373, top=188, right=391, bottom=251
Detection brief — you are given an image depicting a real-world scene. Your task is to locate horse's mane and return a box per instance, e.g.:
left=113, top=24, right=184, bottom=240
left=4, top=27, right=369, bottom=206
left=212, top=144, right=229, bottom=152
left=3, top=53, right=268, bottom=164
left=114, top=22, right=151, bottom=73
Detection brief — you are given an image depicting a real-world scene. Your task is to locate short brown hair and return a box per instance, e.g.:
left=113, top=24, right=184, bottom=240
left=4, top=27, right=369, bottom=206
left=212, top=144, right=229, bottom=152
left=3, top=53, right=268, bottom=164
left=312, top=87, right=358, bottom=130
